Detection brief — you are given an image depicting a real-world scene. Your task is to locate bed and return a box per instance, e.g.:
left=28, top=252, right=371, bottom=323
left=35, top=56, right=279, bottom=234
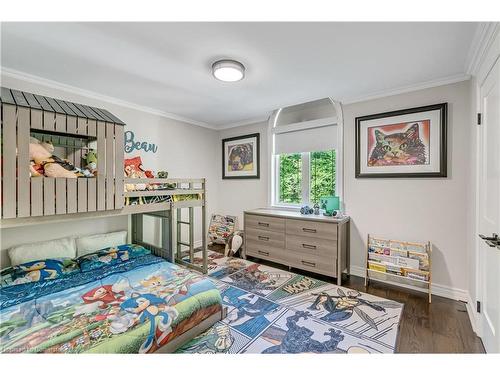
left=0, top=244, right=224, bottom=354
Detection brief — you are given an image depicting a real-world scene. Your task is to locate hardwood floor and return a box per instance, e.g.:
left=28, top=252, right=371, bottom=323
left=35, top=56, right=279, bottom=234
left=243, top=254, right=485, bottom=353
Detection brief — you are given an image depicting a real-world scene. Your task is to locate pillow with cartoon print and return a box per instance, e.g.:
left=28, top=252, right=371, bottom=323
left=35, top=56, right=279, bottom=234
left=77, top=244, right=151, bottom=272
left=0, top=258, right=79, bottom=287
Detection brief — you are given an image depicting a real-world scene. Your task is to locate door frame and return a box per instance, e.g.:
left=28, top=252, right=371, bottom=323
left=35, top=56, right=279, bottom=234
left=474, top=31, right=500, bottom=341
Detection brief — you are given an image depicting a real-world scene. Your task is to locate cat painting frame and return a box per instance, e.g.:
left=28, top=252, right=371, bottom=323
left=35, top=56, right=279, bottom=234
left=355, top=103, right=447, bottom=178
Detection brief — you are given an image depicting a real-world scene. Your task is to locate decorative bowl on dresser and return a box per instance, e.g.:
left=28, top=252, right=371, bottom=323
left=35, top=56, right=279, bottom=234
left=243, top=208, right=350, bottom=285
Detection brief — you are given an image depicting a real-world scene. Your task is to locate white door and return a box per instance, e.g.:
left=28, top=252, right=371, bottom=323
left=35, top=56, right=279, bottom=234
left=478, top=57, right=500, bottom=353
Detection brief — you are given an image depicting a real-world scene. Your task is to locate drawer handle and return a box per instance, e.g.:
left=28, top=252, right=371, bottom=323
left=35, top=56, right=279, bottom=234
left=258, top=235, right=270, bottom=241
left=302, top=228, right=317, bottom=233
left=302, top=243, right=317, bottom=250
left=258, top=222, right=270, bottom=227
left=258, top=250, right=270, bottom=256
left=301, top=260, right=316, bottom=267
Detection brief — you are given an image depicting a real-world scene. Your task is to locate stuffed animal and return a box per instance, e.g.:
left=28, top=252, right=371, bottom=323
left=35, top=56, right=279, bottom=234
left=29, top=137, right=79, bottom=178
left=84, top=149, right=98, bottom=175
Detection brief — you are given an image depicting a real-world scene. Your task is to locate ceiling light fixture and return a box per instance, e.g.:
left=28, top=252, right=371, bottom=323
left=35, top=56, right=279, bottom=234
left=212, top=59, right=245, bottom=82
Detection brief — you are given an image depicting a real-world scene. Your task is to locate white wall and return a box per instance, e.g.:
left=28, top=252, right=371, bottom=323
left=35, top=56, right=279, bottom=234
left=217, top=122, right=269, bottom=227
left=217, top=80, right=473, bottom=299
left=0, top=74, right=219, bottom=266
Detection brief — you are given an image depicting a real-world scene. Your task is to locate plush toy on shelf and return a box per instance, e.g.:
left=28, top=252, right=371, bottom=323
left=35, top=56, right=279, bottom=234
left=84, top=149, right=98, bottom=176
left=29, top=137, right=93, bottom=178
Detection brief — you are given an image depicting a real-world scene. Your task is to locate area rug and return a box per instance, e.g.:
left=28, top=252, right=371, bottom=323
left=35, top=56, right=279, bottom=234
left=177, top=250, right=403, bottom=354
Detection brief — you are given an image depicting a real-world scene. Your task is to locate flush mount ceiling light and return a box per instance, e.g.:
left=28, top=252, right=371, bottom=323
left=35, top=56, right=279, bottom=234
left=212, top=59, right=245, bottom=82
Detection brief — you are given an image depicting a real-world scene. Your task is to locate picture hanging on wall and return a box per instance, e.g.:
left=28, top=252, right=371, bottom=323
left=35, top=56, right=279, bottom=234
left=222, top=133, right=260, bottom=179
left=355, top=103, right=447, bottom=178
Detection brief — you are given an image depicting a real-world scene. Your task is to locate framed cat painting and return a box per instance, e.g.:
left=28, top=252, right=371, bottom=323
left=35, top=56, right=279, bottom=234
left=355, top=103, right=447, bottom=178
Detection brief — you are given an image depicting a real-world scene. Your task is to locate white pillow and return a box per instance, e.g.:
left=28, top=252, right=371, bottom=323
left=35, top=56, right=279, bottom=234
left=8, top=237, right=76, bottom=266
left=76, top=231, right=128, bottom=257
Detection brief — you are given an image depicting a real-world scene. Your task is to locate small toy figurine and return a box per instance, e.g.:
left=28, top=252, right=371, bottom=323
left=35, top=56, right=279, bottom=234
left=313, top=203, right=320, bottom=215
left=300, top=206, right=314, bottom=215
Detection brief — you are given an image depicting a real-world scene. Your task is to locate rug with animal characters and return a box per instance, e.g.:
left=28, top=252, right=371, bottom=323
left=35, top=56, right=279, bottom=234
left=176, top=250, right=404, bottom=354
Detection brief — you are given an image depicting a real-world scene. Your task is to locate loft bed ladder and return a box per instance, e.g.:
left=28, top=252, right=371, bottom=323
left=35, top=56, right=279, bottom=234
left=172, top=180, right=208, bottom=274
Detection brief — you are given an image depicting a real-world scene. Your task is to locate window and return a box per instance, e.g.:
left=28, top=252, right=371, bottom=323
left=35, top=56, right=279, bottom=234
left=270, top=98, right=342, bottom=208
left=276, top=150, right=336, bottom=206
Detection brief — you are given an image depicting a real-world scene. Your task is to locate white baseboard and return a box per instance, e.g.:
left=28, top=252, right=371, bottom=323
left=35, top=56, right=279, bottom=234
left=466, top=293, right=479, bottom=334
left=349, top=265, right=469, bottom=302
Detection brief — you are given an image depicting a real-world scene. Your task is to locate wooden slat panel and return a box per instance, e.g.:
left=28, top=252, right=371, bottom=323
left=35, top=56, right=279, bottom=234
left=55, top=113, right=66, bottom=133
left=105, top=123, right=115, bottom=210
left=43, top=178, right=56, bottom=216
left=67, top=179, right=77, bottom=213
left=30, top=178, right=43, bottom=216
left=77, top=117, right=87, bottom=136
left=66, top=116, right=78, bottom=166
left=31, top=108, right=43, bottom=130
left=54, top=99, right=76, bottom=116
left=1, top=87, right=15, bottom=105
left=43, top=111, right=55, bottom=132
left=17, top=107, right=31, bottom=217
left=97, top=121, right=106, bottom=211
left=65, top=101, right=86, bottom=118
left=114, top=125, right=124, bottom=209
left=23, top=92, right=42, bottom=109
left=87, top=178, right=97, bottom=212
left=87, top=119, right=97, bottom=137
left=74, top=117, right=87, bottom=169
left=33, top=95, right=54, bottom=112
left=2, top=104, right=17, bottom=218
left=66, top=116, right=77, bottom=134
left=78, top=179, right=88, bottom=212
left=56, top=178, right=67, bottom=215
left=10, top=89, right=30, bottom=108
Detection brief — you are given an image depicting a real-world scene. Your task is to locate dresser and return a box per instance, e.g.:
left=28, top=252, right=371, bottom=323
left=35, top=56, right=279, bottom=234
left=243, top=208, right=350, bottom=285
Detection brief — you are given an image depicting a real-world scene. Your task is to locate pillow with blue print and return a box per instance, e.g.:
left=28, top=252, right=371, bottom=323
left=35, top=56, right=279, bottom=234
left=77, top=244, right=151, bottom=272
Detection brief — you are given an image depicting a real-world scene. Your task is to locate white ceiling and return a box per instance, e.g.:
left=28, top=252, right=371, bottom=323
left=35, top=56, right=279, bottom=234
left=1, top=22, right=478, bottom=128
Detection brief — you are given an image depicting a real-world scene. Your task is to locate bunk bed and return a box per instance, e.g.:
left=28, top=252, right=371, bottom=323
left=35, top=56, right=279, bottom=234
left=0, top=87, right=222, bottom=353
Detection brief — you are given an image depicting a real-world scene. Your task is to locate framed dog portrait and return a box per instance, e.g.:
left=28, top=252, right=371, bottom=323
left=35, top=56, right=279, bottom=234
left=222, top=133, right=260, bottom=179
left=355, top=103, right=447, bottom=178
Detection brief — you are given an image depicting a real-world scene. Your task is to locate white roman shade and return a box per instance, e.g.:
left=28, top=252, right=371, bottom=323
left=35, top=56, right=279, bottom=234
left=274, top=124, right=337, bottom=154
left=273, top=98, right=339, bottom=155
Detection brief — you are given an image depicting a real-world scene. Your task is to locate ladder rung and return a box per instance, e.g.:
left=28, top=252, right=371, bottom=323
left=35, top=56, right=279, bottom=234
left=177, top=221, right=190, bottom=225
left=178, top=241, right=192, bottom=247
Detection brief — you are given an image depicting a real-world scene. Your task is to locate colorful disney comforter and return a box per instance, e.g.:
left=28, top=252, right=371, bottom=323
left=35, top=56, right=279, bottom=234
left=0, top=254, right=222, bottom=353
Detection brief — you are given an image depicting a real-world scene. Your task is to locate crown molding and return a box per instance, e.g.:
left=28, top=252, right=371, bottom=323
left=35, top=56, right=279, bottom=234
left=465, top=22, right=500, bottom=75
left=341, top=73, right=471, bottom=105
left=0, top=67, right=217, bottom=130
left=216, top=115, right=271, bottom=130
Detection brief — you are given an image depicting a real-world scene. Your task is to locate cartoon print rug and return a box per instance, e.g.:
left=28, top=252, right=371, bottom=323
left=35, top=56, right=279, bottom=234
left=177, top=250, right=403, bottom=354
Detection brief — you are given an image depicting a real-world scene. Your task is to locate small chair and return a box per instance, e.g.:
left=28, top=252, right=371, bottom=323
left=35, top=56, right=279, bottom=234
left=207, top=214, right=244, bottom=257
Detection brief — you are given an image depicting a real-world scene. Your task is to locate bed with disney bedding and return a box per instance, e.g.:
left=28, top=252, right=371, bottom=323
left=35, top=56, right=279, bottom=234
left=0, top=244, right=223, bottom=354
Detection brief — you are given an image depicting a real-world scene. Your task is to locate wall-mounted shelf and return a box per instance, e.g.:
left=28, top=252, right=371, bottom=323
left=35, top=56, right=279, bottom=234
left=365, top=234, right=432, bottom=303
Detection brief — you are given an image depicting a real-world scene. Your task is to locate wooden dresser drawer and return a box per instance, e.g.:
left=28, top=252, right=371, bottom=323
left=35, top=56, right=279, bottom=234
left=286, top=234, right=337, bottom=258
left=246, top=227, right=285, bottom=248
left=246, top=240, right=283, bottom=261
left=245, top=213, right=285, bottom=233
left=285, top=251, right=337, bottom=277
left=285, top=218, right=337, bottom=240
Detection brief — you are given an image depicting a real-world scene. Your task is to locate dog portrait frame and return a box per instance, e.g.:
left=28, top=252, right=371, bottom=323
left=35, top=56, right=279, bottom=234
left=355, top=103, right=447, bottom=178
left=222, top=133, right=260, bottom=179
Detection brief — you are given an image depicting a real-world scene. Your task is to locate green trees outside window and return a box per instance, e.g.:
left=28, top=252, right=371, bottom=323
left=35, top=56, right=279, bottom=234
left=278, top=150, right=336, bottom=205
left=279, top=153, right=302, bottom=203
left=310, top=150, right=336, bottom=204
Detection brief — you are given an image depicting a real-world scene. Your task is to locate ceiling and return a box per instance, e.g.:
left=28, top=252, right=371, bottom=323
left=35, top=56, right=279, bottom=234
left=1, top=22, right=479, bottom=128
